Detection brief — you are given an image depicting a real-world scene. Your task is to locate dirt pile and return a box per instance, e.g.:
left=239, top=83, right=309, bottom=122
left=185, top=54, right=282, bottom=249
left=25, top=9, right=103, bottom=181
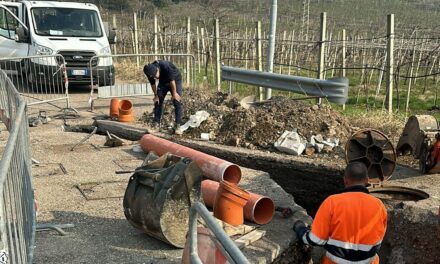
left=141, top=88, right=352, bottom=155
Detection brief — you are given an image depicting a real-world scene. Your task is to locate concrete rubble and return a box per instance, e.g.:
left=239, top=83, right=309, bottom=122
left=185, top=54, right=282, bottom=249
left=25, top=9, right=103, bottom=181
left=274, top=131, right=340, bottom=156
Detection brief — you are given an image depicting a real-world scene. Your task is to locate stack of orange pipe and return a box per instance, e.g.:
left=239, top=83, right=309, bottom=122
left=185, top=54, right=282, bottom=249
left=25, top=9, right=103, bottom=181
left=140, top=134, right=274, bottom=226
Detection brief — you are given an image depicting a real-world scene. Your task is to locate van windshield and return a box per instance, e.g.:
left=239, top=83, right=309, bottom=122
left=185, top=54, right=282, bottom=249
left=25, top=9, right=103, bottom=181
left=32, top=7, right=102, bottom=37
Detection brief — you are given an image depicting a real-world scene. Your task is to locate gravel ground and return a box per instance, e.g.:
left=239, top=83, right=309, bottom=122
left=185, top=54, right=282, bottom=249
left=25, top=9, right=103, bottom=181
left=4, top=85, right=438, bottom=264
left=4, top=86, right=311, bottom=264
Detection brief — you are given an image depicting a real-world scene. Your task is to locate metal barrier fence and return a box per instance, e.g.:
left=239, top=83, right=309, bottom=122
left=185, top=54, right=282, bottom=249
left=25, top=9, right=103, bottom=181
left=188, top=202, right=249, bottom=264
left=221, top=65, right=350, bottom=104
left=0, top=70, right=36, bottom=263
left=88, top=54, right=196, bottom=109
left=0, top=55, right=70, bottom=110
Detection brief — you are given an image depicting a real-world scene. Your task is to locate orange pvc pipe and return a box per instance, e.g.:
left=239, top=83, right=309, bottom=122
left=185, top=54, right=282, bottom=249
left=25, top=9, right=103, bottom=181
left=118, top=100, right=134, bottom=123
left=214, top=181, right=250, bottom=226
left=140, top=134, right=241, bottom=183
left=201, top=180, right=275, bottom=225
left=118, top=114, right=134, bottom=123
left=119, top=100, right=133, bottom=115
left=109, top=98, right=121, bottom=118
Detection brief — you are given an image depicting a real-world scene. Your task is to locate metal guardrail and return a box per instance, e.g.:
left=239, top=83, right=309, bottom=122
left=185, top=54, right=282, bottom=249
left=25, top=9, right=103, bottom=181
left=221, top=65, right=349, bottom=104
left=0, top=55, right=71, bottom=110
left=88, top=54, right=196, bottom=109
left=188, top=202, right=249, bottom=264
left=0, top=70, right=36, bottom=263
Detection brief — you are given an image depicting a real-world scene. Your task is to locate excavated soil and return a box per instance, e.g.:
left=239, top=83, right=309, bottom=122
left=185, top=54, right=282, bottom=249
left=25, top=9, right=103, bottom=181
left=141, top=88, right=351, bottom=156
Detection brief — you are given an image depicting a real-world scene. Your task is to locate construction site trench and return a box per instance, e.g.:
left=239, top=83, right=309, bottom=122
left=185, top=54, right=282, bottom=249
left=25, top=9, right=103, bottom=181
left=48, top=88, right=439, bottom=263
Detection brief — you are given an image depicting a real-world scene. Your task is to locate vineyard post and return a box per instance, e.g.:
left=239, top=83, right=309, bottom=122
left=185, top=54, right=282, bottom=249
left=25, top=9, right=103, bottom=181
left=112, top=15, right=117, bottom=55
left=386, top=14, right=394, bottom=113
left=317, top=12, right=327, bottom=104
left=154, top=15, right=158, bottom=60
left=342, top=29, right=346, bottom=110
left=265, top=0, right=278, bottom=100
left=215, top=19, right=221, bottom=91
left=133, top=12, right=139, bottom=67
left=186, top=17, right=191, bottom=87
left=256, top=21, right=264, bottom=100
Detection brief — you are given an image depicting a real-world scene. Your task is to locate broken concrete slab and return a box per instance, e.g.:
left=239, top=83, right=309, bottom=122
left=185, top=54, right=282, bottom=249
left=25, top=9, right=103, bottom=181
left=274, top=131, right=306, bottom=156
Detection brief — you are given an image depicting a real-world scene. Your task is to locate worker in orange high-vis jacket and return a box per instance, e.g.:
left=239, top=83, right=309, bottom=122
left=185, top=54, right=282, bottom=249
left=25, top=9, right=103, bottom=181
left=294, top=162, right=387, bottom=264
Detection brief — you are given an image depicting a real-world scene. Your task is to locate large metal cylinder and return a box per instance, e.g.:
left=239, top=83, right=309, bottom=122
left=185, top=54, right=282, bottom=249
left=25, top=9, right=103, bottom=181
left=140, top=134, right=242, bottom=183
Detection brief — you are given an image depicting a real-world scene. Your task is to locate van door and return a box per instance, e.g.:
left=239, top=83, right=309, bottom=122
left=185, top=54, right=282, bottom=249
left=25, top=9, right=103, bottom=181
left=0, top=4, right=29, bottom=59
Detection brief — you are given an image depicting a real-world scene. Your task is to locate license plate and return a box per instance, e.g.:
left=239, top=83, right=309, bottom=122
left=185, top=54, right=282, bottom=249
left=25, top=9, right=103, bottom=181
left=71, top=69, right=86, bottom=76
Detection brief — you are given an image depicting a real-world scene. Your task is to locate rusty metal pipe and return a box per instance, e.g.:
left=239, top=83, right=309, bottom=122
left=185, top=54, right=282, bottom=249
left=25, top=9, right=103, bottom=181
left=201, top=180, right=274, bottom=225
left=140, top=134, right=241, bottom=183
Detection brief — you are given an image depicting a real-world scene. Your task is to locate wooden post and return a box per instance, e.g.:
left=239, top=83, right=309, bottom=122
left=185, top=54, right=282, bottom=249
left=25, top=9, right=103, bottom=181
left=196, top=26, right=200, bottom=73
left=245, top=27, right=249, bottom=69
left=375, top=55, right=386, bottom=104
left=414, top=36, right=426, bottom=86
left=112, top=15, right=117, bottom=55
left=288, top=30, right=294, bottom=75
left=342, top=29, right=346, bottom=110
left=330, top=31, right=338, bottom=78
left=279, top=30, right=287, bottom=74
left=186, top=17, right=191, bottom=87
left=405, top=35, right=417, bottom=112
left=201, top=28, right=206, bottom=80
left=154, top=15, right=158, bottom=60
left=215, top=19, right=221, bottom=91
left=256, top=21, right=264, bottom=101
left=133, top=12, right=139, bottom=67
left=386, top=14, right=394, bottom=113
left=317, top=12, right=327, bottom=104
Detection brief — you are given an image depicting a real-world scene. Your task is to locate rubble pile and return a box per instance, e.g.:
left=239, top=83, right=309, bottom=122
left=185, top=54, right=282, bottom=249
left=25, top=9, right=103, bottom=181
left=141, top=88, right=352, bottom=156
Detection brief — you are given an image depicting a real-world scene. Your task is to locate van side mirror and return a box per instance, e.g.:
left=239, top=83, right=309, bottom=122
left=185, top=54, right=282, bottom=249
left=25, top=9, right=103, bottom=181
left=108, top=28, right=116, bottom=45
left=15, top=27, right=29, bottom=43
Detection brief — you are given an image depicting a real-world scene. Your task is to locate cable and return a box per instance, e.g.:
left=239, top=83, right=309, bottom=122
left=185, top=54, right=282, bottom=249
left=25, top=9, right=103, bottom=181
left=272, top=62, right=318, bottom=72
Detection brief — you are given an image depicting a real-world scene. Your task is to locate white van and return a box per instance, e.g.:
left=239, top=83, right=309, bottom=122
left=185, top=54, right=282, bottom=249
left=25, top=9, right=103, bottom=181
left=0, top=1, right=116, bottom=85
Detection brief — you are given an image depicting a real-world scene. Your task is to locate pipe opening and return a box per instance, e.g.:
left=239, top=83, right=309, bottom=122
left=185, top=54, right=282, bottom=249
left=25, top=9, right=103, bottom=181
left=119, top=100, right=132, bottom=111
left=369, top=186, right=429, bottom=201
left=223, top=164, right=241, bottom=184
left=252, top=197, right=275, bottom=225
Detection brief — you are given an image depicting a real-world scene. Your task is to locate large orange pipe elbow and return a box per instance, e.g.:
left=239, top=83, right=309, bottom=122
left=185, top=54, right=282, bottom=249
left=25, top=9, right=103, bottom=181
left=140, top=134, right=241, bottom=183
left=201, top=180, right=275, bottom=225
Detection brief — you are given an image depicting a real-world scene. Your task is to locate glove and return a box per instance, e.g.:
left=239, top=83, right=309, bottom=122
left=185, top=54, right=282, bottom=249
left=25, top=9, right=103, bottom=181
left=293, top=220, right=306, bottom=232
left=293, top=220, right=308, bottom=243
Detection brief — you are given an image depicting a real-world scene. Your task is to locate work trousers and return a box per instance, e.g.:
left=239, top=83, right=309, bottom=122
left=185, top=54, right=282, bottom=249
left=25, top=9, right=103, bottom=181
left=154, top=80, right=183, bottom=125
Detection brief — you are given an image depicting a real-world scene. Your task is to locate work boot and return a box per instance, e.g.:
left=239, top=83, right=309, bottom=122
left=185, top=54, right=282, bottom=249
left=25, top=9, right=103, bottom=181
left=148, top=122, right=160, bottom=133
left=174, top=124, right=183, bottom=135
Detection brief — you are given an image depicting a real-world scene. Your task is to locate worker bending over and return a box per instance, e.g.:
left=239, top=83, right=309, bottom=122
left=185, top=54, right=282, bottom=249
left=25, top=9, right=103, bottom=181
left=294, top=162, right=387, bottom=264
left=143, top=60, right=183, bottom=135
